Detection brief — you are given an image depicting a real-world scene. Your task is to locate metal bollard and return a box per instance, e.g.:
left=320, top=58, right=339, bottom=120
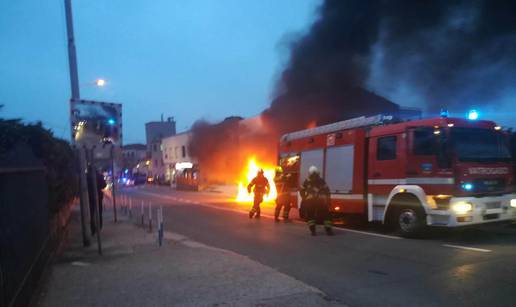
left=140, top=201, right=145, bottom=226
left=148, top=203, right=153, bottom=232
left=128, top=197, right=132, bottom=219
left=158, top=206, right=164, bottom=247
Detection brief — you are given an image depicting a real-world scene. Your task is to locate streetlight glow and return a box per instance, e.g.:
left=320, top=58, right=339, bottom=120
left=95, top=78, right=106, bottom=87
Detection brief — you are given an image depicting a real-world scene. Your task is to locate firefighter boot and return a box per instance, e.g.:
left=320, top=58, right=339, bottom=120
left=283, top=206, right=291, bottom=222
left=324, top=220, right=334, bottom=236
left=308, top=220, right=316, bottom=235
left=309, top=225, right=316, bottom=236
left=249, top=209, right=255, bottom=219
left=274, top=206, right=281, bottom=222
left=325, top=227, right=334, bottom=236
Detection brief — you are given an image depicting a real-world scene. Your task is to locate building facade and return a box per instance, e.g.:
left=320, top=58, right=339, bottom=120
left=121, top=144, right=147, bottom=170
left=162, top=132, right=198, bottom=189
left=145, top=117, right=176, bottom=182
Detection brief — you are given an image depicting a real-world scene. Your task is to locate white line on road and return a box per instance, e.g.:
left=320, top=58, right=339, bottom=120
left=332, top=227, right=402, bottom=240
left=442, top=244, right=492, bottom=253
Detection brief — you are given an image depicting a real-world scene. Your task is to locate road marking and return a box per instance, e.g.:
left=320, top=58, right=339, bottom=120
left=136, top=190, right=403, bottom=240
left=332, top=227, right=401, bottom=240
left=442, top=244, right=492, bottom=253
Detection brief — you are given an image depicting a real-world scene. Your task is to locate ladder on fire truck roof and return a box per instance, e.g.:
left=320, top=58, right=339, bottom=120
left=281, top=114, right=393, bottom=142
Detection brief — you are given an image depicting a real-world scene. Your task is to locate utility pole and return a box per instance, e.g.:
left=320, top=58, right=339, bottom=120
left=64, top=0, right=91, bottom=247
left=64, top=0, right=80, bottom=100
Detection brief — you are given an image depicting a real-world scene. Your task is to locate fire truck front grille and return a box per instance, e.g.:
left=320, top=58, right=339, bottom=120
left=472, top=178, right=505, bottom=193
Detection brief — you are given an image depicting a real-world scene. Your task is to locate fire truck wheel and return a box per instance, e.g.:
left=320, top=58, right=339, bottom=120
left=396, top=206, right=426, bottom=237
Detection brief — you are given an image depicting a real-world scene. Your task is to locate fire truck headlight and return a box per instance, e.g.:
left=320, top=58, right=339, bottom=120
left=451, top=202, right=473, bottom=214
left=510, top=199, right=516, bottom=208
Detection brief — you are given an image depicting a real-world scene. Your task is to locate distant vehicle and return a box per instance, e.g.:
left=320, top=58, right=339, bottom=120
left=279, top=113, right=516, bottom=237
left=132, top=173, right=147, bottom=185
left=119, top=176, right=134, bottom=186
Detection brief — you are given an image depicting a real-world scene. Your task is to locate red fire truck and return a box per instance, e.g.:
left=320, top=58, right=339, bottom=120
left=278, top=114, right=516, bottom=236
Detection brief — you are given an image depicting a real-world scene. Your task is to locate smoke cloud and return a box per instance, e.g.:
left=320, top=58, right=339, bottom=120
left=189, top=0, right=516, bottom=183
left=267, top=0, right=516, bottom=126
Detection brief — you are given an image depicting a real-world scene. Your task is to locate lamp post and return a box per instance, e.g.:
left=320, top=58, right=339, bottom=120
left=64, top=0, right=103, bottom=254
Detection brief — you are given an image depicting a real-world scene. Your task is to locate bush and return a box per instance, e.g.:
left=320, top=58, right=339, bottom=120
left=0, top=116, right=78, bottom=214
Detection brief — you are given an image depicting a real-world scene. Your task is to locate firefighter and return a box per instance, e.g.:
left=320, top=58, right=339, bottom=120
left=247, top=168, right=270, bottom=219
left=300, top=166, right=333, bottom=236
left=274, top=166, right=291, bottom=222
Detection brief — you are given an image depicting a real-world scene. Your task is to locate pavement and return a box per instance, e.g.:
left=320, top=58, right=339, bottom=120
left=115, top=184, right=516, bottom=307
left=35, top=197, right=345, bottom=307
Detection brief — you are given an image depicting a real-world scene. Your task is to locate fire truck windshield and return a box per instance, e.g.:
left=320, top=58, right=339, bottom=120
left=450, top=128, right=511, bottom=162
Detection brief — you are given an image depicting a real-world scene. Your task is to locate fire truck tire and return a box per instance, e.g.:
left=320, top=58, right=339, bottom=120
left=386, top=194, right=426, bottom=237
left=394, top=206, right=426, bottom=237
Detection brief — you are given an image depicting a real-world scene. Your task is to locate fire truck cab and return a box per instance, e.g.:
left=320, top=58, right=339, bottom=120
left=279, top=114, right=516, bottom=236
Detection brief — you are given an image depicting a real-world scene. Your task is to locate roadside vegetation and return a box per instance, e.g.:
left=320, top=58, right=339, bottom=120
left=0, top=105, right=78, bottom=213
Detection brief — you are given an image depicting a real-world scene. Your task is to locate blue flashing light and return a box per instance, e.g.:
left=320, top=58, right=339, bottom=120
left=440, top=108, right=449, bottom=118
left=122, top=177, right=128, bottom=183
left=107, top=118, right=116, bottom=125
left=467, top=110, right=479, bottom=120
left=462, top=183, right=474, bottom=191
left=124, top=169, right=129, bottom=174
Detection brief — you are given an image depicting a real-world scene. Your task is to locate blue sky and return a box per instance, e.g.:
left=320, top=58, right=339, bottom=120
left=0, top=0, right=319, bottom=143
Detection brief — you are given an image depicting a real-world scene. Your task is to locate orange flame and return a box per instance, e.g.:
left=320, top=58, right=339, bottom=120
left=236, top=157, right=277, bottom=203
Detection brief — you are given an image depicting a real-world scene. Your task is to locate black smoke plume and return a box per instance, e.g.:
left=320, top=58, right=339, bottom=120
left=266, top=0, right=516, bottom=130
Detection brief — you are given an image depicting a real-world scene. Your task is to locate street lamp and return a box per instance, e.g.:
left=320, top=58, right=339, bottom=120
left=95, top=78, right=106, bottom=87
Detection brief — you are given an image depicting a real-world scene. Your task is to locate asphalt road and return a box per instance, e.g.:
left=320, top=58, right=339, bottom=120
left=120, top=185, right=516, bottom=307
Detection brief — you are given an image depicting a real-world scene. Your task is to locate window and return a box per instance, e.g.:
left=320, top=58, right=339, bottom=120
left=450, top=128, right=511, bottom=162
left=377, top=136, right=397, bottom=160
left=181, top=146, right=186, bottom=158
left=153, top=144, right=157, bottom=152
left=413, top=128, right=436, bottom=155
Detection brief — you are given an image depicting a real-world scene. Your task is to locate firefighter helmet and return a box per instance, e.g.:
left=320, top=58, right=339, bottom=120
left=275, top=166, right=283, bottom=174
left=308, top=166, right=319, bottom=175
left=258, top=168, right=264, bottom=175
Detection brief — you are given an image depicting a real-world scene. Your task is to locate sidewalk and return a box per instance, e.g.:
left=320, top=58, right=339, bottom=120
left=35, top=204, right=345, bottom=307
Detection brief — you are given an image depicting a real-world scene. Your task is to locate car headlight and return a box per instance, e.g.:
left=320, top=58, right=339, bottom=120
left=451, top=202, right=473, bottom=214
left=511, top=199, right=516, bottom=208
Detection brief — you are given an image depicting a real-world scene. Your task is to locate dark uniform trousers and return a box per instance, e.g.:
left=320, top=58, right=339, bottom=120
left=304, top=198, right=332, bottom=230
left=250, top=193, right=264, bottom=217
left=274, top=194, right=291, bottom=219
